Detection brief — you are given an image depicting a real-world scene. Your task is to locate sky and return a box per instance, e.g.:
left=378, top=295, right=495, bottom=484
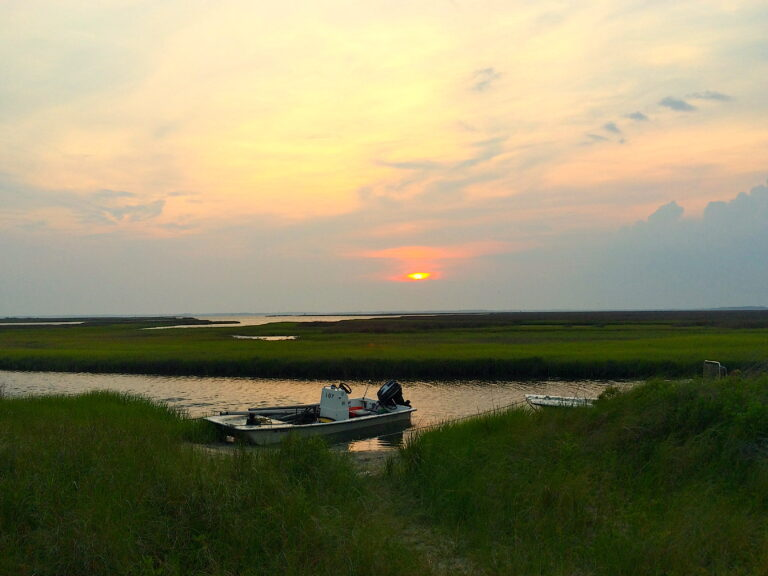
left=2, top=0, right=768, bottom=316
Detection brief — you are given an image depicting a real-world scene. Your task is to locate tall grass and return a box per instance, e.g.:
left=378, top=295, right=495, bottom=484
left=1, top=316, right=767, bottom=379
left=391, top=376, right=768, bottom=575
left=0, top=392, right=428, bottom=576
left=6, top=379, right=768, bottom=574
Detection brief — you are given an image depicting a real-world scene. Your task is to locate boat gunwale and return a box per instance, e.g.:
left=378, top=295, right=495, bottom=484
left=205, top=402, right=416, bottom=432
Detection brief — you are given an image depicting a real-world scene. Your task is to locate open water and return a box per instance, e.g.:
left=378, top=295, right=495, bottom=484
left=0, top=369, right=628, bottom=451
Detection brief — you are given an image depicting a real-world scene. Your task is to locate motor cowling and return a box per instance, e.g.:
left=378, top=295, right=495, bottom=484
left=377, top=380, right=409, bottom=408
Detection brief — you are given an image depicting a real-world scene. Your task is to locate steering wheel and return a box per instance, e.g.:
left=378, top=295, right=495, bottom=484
left=339, top=383, right=352, bottom=394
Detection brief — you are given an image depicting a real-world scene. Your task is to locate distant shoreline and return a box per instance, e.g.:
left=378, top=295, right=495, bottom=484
left=0, top=316, right=233, bottom=326
left=3, top=307, right=768, bottom=324
left=1, top=310, right=768, bottom=380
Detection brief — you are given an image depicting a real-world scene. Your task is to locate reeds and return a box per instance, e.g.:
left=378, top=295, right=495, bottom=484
left=0, top=392, right=427, bottom=576
left=1, top=315, right=767, bottom=379
left=391, top=375, right=768, bottom=574
left=4, top=378, right=768, bottom=574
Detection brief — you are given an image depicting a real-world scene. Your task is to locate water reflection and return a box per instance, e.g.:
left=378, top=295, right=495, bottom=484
left=148, top=314, right=399, bottom=329
left=0, top=370, right=631, bottom=451
left=231, top=335, right=297, bottom=341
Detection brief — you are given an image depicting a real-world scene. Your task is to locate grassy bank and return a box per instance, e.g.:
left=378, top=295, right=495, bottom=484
left=4, top=377, right=768, bottom=574
left=393, top=375, right=768, bottom=574
left=1, top=311, right=768, bottom=379
left=0, top=392, right=428, bottom=576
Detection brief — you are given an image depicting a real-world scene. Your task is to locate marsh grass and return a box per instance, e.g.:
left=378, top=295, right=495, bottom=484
left=5, top=379, right=768, bottom=575
left=1, top=314, right=768, bottom=379
left=392, top=376, right=768, bottom=575
left=0, top=392, right=428, bottom=576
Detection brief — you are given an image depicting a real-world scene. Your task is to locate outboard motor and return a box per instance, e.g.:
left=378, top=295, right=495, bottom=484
left=377, top=380, right=410, bottom=408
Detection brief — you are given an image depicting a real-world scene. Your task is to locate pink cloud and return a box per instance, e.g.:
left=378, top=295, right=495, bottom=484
left=358, top=241, right=514, bottom=282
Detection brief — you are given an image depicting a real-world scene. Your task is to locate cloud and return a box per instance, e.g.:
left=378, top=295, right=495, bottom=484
left=603, top=122, right=622, bottom=134
left=379, top=160, right=443, bottom=171
left=359, top=241, right=511, bottom=281
left=4, top=173, right=768, bottom=315
left=363, top=245, right=468, bottom=261
left=471, top=68, right=501, bottom=92
left=659, top=96, right=697, bottom=111
left=420, top=171, right=506, bottom=203
left=67, top=189, right=166, bottom=226
left=456, top=137, right=507, bottom=169
left=371, top=134, right=510, bottom=206
left=588, top=183, right=768, bottom=307
left=106, top=200, right=165, bottom=223
left=646, top=200, right=684, bottom=226
left=464, top=181, right=768, bottom=311
left=703, top=183, right=768, bottom=238
left=377, top=136, right=506, bottom=177
left=0, top=175, right=168, bottom=230
left=93, top=189, right=136, bottom=200
left=688, top=90, right=732, bottom=102
left=1, top=2, right=767, bottom=315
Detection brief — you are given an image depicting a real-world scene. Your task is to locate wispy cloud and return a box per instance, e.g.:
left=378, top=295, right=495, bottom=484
left=379, top=160, right=443, bottom=171
left=75, top=191, right=167, bottom=226
left=360, top=241, right=512, bottom=281
left=471, top=67, right=501, bottom=92
left=1, top=1, right=767, bottom=314
left=659, top=97, right=697, bottom=112
left=625, top=111, right=649, bottom=121
left=456, top=137, right=507, bottom=169
left=105, top=200, right=165, bottom=223
left=688, top=90, right=732, bottom=102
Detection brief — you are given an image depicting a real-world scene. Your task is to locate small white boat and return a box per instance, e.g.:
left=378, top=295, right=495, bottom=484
left=205, top=380, right=416, bottom=446
left=525, top=394, right=596, bottom=408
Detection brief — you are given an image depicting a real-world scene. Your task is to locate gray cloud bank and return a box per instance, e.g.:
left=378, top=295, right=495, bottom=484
left=488, top=183, right=768, bottom=310
left=2, top=180, right=768, bottom=315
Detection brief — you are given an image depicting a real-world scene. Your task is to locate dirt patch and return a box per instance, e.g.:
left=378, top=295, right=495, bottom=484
left=344, top=449, right=392, bottom=475
left=191, top=441, right=477, bottom=573
left=399, top=524, right=477, bottom=575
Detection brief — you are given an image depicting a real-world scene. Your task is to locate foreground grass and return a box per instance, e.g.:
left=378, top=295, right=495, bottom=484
left=1, top=311, right=768, bottom=379
left=4, top=377, right=768, bottom=575
left=393, top=375, right=768, bottom=575
left=0, top=392, right=428, bottom=576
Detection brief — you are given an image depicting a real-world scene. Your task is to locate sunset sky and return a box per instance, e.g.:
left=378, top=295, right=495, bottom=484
left=2, top=0, right=768, bottom=315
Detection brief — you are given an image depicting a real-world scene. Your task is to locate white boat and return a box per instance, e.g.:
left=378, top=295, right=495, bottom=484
left=525, top=394, right=596, bottom=408
left=205, top=380, right=416, bottom=446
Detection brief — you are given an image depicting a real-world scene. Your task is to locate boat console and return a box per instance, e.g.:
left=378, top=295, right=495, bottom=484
left=319, top=385, right=351, bottom=421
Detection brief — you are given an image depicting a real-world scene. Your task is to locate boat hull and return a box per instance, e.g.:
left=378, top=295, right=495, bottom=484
left=205, top=406, right=416, bottom=446
left=525, top=394, right=595, bottom=408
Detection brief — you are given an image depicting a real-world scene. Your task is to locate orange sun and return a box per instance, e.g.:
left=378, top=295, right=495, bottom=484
left=406, top=272, right=431, bottom=280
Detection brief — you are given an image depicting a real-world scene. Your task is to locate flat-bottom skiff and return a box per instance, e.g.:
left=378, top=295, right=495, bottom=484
left=525, top=394, right=596, bottom=408
left=205, top=380, right=415, bottom=446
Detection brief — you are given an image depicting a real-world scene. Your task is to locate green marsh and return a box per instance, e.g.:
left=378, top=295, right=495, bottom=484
left=4, top=376, right=768, bottom=574
left=1, top=311, right=767, bottom=379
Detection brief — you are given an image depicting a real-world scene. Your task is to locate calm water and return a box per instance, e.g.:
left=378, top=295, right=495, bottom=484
left=1, top=370, right=630, bottom=451
left=149, top=314, right=404, bottom=329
